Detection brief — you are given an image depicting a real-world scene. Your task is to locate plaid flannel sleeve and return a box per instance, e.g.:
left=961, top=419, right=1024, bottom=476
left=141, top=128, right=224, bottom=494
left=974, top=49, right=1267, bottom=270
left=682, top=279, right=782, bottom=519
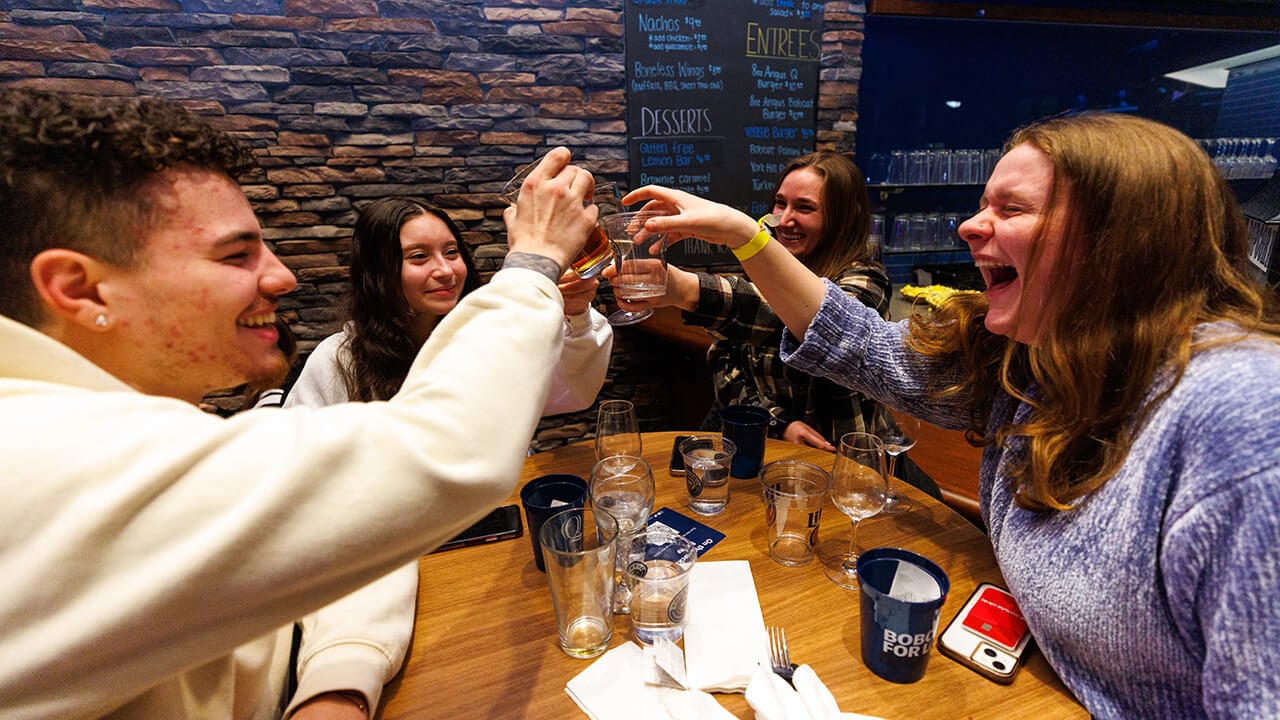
left=681, top=272, right=785, bottom=344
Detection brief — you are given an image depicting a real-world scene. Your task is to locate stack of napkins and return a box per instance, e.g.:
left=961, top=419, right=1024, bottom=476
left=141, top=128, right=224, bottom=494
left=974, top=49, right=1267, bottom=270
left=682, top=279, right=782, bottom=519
left=566, top=642, right=735, bottom=720
left=683, top=560, right=770, bottom=692
left=566, top=560, right=766, bottom=719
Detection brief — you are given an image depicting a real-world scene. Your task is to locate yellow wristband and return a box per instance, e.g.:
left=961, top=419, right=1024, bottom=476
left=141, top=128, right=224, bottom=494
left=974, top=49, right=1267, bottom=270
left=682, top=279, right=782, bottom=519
left=732, top=227, right=770, bottom=262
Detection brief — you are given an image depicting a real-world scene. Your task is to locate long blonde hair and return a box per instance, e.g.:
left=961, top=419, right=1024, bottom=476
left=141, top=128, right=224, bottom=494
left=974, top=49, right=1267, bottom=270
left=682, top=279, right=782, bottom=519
left=909, top=112, right=1280, bottom=511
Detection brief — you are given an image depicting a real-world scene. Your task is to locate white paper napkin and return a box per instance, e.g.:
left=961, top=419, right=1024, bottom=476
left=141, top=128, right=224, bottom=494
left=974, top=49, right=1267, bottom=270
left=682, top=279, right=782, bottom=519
left=744, top=663, right=888, bottom=720
left=566, top=641, right=737, bottom=720
left=683, top=560, right=771, bottom=692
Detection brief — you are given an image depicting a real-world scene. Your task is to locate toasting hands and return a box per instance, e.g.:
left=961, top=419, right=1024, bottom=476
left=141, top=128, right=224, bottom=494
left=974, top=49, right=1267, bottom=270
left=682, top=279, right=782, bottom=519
left=503, top=147, right=598, bottom=272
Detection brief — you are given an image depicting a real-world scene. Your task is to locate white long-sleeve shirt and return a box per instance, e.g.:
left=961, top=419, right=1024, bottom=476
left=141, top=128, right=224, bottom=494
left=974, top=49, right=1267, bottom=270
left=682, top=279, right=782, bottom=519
left=0, top=268, right=568, bottom=719
left=286, top=307, right=611, bottom=414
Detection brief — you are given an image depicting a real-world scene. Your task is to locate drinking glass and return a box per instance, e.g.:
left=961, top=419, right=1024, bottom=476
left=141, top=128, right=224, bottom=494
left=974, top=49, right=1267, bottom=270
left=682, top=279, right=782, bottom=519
left=590, top=456, right=655, bottom=536
left=869, top=214, right=885, bottom=260
left=539, top=506, right=618, bottom=658
left=887, top=150, right=908, bottom=185
left=866, top=152, right=890, bottom=185
left=598, top=210, right=670, bottom=326
left=624, top=526, right=699, bottom=645
left=924, top=213, right=943, bottom=250
left=875, top=405, right=921, bottom=515
left=907, top=213, right=928, bottom=251
left=967, top=149, right=985, bottom=183
left=501, top=155, right=620, bottom=279
left=888, top=214, right=909, bottom=253
left=590, top=455, right=655, bottom=613
left=1261, top=138, right=1278, bottom=178
left=929, top=149, right=951, bottom=185
left=679, top=434, right=736, bottom=515
left=944, top=212, right=966, bottom=249
left=906, top=150, right=928, bottom=185
left=825, top=432, right=887, bottom=589
left=950, top=149, right=973, bottom=185
left=595, top=399, right=642, bottom=462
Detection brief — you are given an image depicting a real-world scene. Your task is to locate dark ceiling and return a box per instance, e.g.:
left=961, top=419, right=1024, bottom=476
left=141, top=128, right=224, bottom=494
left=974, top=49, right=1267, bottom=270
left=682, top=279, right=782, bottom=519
left=868, top=0, right=1280, bottom=31
left=856, top=11, right=1280, bottom=156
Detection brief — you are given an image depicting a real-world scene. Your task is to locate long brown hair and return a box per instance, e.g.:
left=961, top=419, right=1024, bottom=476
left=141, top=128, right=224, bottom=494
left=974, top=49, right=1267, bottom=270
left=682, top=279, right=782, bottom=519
left=909, top=112, right=1280, bottom=511
left=773, top=151, right=878, bottom=281
left=341, top=197, right=480, bottom=401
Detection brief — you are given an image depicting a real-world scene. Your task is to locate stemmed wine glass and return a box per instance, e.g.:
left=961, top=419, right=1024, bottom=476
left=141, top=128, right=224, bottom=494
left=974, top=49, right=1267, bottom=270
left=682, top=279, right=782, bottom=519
left=595, top=399, right=642, bottom=465
left=874, top=405, right=920, bottom=515
left=589, top=455, right=655, bottom=613
left=824, top=432, right=887, bottom=589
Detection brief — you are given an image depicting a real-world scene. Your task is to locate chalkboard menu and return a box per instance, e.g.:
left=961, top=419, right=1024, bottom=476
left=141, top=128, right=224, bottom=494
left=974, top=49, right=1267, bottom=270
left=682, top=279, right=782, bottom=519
left=625, top=0, right=823, bottom=265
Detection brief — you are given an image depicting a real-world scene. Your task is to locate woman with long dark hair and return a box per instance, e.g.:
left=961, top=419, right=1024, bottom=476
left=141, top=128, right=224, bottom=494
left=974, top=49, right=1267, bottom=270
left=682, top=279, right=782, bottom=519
left=288, top=196, right=610, bottom=407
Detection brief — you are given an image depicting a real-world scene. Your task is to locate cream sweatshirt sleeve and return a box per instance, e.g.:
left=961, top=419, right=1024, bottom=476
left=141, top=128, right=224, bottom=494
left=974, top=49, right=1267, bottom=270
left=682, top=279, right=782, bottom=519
left=0, top=267, right=564, bottom=718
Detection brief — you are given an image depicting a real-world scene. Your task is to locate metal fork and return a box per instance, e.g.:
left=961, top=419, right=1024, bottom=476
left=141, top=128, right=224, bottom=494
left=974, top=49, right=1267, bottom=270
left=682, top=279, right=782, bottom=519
left=767, top=626, right=796, bottom=685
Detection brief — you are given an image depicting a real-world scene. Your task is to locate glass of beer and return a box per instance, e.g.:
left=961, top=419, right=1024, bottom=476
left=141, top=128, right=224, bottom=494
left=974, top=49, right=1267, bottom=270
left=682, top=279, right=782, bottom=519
left=573, top=182, right=623, bottom=279
left=501, top=155, right=620, bottom=279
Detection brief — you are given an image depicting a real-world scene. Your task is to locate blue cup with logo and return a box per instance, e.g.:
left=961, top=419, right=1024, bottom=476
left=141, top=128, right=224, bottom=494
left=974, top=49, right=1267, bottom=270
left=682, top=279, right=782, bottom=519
left=520, top=474, right=588, bottom=572
left=719, top=405, right=771, bottom=478
left=856, top=547, right=950, bottom=683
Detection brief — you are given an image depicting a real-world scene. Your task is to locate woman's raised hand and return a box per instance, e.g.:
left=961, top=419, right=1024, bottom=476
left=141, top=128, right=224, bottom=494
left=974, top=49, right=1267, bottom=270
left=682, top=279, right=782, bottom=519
left=621, top=185, right=760, bottom=249
left=602, top=262, right=700, bottom=314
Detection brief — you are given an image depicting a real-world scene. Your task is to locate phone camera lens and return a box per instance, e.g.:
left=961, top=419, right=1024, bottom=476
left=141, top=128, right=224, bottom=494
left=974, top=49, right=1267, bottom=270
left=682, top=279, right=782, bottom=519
left=983, top=647, right=997, bottom=657
left=992, top=660, right=1007, bottom=670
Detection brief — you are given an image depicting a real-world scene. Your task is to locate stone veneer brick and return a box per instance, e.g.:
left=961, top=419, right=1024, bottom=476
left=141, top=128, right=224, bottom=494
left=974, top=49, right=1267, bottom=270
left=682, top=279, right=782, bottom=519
left=0, top=1, right=867, bottom=441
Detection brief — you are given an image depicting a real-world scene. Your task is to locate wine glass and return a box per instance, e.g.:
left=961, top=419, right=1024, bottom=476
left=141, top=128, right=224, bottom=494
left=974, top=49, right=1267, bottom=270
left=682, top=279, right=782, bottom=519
left=590, top=455, right=655, bottom=613
left=595, top=399, right=642, bottom=462
left=598, top=210, right=670, bottom=326
left=825, top=432, right=887, bottom=589
left=874, top=405, right=920, bottom=515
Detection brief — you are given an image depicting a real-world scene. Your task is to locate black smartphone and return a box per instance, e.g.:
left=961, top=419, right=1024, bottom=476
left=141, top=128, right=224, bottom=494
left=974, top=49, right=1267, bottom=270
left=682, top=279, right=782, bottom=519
left=937, top=582, right=1034, bottom=684
left=669, top=434, right=694, bottom=475
left=432, top=504, right=523, bottom=553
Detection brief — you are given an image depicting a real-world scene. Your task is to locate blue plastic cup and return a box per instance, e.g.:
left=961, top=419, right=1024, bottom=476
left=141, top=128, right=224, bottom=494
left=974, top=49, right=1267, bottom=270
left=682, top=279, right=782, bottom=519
left=856, top=547, right=950, bottom=683
left=719, top=405, right=771, bottom=478
left=520, top=474, right=588, bottom=572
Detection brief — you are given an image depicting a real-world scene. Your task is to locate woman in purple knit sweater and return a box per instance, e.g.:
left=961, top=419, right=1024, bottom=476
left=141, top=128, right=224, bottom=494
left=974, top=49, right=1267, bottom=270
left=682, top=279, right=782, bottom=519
left=624, top=112, right=1280, bottom=718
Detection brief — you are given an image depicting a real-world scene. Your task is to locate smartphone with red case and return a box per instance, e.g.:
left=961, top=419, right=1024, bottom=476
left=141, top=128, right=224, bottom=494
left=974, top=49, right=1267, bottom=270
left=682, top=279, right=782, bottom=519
left=938, top=582, right=1033, bottom=684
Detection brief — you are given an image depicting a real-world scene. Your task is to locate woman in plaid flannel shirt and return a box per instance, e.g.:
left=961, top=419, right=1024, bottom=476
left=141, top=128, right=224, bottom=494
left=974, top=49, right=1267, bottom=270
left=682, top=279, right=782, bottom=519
left=616, top=151, right=892, bottom=452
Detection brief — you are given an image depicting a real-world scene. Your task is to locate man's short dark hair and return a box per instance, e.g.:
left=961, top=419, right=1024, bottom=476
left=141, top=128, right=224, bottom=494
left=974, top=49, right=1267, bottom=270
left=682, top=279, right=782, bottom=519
left=0, top=88, right=255, bottom=325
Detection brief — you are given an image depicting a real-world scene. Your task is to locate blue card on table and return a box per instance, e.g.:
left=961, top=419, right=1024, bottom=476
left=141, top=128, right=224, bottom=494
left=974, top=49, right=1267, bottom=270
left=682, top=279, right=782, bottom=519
left=647, top=506, right=726, bottom=558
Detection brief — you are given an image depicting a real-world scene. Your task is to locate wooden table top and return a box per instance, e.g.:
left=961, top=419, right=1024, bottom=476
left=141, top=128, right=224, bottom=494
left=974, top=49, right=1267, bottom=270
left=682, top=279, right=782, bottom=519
left=378, top=431, right=1084, bottom=719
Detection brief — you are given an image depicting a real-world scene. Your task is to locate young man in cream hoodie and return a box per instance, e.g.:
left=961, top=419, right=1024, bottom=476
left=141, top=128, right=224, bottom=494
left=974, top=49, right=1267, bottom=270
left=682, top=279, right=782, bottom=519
left=0, top=88, right=598, bottom=719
